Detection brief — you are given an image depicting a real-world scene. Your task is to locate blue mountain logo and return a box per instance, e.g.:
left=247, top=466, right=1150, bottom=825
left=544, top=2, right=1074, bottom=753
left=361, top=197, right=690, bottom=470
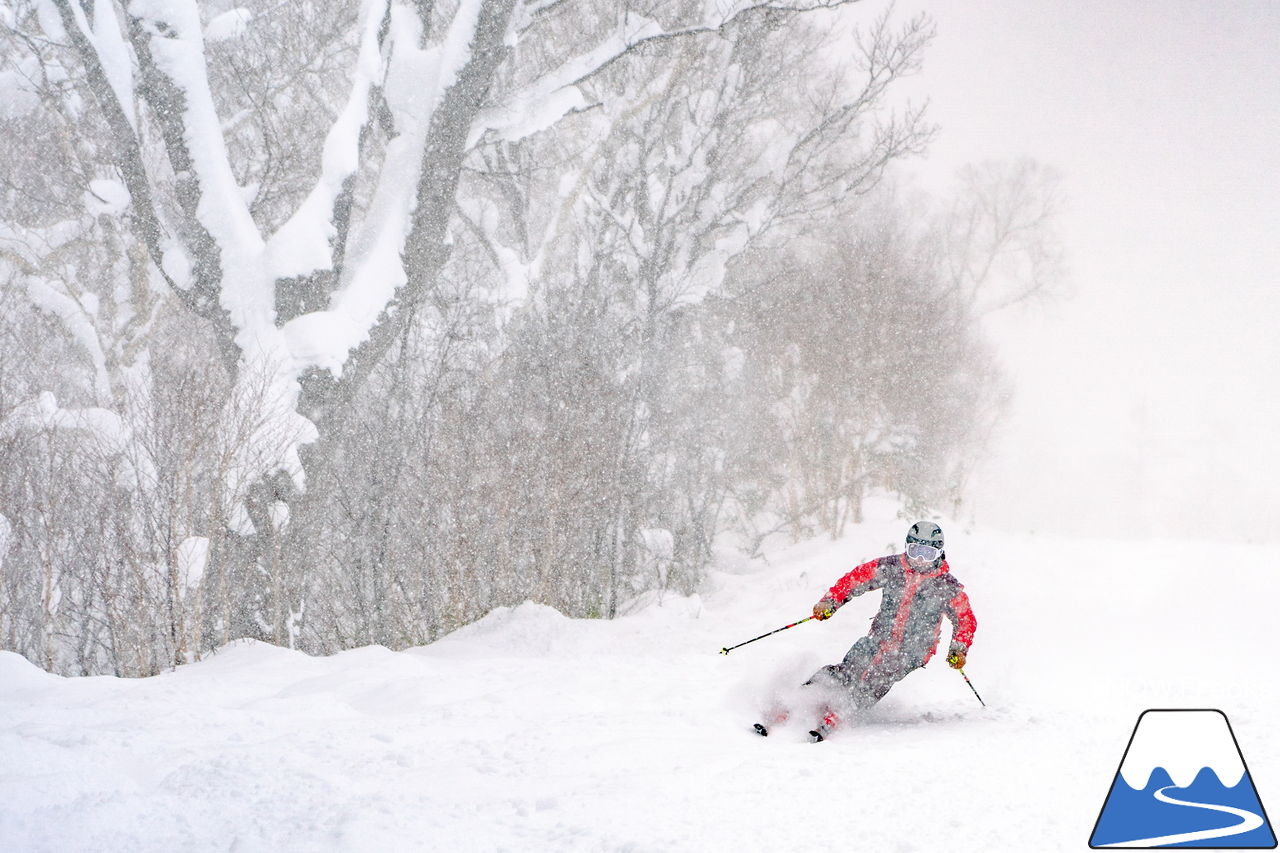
left=1090, top=709, right=1276, bottom=848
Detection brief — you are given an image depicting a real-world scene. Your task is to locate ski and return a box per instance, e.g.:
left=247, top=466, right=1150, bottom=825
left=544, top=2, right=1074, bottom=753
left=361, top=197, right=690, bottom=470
left=753, top=723, right=769, bottom=737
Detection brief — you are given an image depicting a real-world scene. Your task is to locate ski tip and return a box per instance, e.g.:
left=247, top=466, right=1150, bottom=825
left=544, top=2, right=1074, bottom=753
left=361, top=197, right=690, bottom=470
left=808, top=729, right=825, bottom=743
left=753, top=723, right=769, bottom=737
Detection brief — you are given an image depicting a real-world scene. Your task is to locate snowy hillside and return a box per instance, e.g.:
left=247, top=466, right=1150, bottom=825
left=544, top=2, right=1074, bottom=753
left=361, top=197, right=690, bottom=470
left=3, top=498, right=1277, bottom=852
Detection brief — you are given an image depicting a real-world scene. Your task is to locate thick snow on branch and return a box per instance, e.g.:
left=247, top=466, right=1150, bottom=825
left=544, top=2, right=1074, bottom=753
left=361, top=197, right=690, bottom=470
left=124, top=0, right=318, bottom=492
left=3, top=392, right=129, bottom=455
left=465, top=12, right=669, bottom=149
left=281, top=0, right=487, bottom=376
left=57, top=0, right=138, bottom=130
left=23, top=276, right=113, bottom=402
left=261, top=0, right=389, bottom=282
left=0, top=217, right=88, bottom=271
left=129, top=0, right=268, bottom=347
left=467, top=85, right=587, bottom=149
left=0, top=212, right=123, bottom=401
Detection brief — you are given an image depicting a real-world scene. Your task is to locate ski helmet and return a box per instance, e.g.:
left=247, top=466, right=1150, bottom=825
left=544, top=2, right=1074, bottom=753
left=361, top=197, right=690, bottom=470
left=905, top=521, right=944, bottom=559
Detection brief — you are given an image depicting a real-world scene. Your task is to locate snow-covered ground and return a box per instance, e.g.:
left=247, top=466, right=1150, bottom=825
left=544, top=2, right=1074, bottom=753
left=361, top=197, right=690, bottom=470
left=3, top=497, right=1278, bottom=852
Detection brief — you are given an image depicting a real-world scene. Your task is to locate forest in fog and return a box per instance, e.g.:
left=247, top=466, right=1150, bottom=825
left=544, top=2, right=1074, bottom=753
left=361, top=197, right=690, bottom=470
left=0, top=0, right=1061, bottom=676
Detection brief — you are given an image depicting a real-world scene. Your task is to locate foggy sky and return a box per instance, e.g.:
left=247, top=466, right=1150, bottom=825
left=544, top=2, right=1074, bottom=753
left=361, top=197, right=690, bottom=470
left=872, top=0, right=1280, bottom=541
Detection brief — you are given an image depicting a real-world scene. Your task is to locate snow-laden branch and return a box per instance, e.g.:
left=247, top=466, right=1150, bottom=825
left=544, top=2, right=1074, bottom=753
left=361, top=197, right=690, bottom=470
left=128, top=0, right=266, bottom=343
left=281, top=0, right=492, bottom=377
left=23, top=276, right=113, bottom=401
left=261, top=0, right=389, bottom=282
left=0, top=217, right=88, bottom=274
left=468, top=0, right=859, bottom=149
left=463, top=10, right=675, bottom=149
left=1, top=391, right=129, bottom=455
left=52, top=0, right=138, bottom=130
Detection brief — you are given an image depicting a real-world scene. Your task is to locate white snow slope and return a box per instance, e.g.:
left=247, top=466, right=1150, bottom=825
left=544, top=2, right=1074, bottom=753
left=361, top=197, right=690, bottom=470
left=2, top=497, right=1277, bottom=852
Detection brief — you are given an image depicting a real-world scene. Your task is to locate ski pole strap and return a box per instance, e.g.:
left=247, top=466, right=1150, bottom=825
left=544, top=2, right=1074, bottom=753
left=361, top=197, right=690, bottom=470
left=719, top=616, right=814, bottom=655
left=958, top=668, right=985, bottom=707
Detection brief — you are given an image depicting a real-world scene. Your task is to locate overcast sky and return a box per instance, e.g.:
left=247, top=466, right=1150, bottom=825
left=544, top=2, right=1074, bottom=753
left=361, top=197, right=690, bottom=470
left=857, top=0, right=1280, bottom=541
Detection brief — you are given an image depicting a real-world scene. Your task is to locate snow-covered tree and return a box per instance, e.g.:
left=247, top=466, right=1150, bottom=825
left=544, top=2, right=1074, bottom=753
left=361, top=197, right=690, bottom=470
left=0, top=0, right=1024, bottom=673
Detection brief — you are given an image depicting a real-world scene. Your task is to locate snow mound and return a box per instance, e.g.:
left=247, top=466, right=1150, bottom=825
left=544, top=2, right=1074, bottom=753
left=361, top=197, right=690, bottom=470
left=0, top=650, right=56, bottom=691
left=183, top=638, right=315, bottom=676
left=426, top=601, right=594, bottom=658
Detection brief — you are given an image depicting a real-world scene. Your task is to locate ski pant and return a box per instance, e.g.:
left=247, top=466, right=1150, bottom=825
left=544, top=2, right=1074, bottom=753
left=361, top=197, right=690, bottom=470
left=807, top=636, right=919, bottom=710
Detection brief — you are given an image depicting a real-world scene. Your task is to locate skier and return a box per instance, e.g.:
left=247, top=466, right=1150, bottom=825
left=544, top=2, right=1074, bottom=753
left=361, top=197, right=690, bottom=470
left=802, top=521, right=976, bottom=738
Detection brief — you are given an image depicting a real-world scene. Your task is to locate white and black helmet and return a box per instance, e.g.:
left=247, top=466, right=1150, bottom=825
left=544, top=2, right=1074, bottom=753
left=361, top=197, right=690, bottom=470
left=905, top=521, right=944, bottom=564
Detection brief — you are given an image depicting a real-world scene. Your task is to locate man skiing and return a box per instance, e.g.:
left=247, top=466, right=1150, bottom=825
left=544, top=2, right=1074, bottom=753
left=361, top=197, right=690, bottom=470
left=801, top=521, right=976, bottom=737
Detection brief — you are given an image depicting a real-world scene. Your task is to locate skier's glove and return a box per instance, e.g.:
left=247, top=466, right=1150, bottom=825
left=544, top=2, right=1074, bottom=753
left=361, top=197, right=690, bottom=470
left=813, top=599, right=837, bottom=621
left=946, top=647, right=967, bottom=670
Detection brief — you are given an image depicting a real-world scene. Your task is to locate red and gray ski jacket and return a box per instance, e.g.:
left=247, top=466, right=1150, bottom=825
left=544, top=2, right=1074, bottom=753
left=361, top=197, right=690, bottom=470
left=824, top=554, right=977, bottom=668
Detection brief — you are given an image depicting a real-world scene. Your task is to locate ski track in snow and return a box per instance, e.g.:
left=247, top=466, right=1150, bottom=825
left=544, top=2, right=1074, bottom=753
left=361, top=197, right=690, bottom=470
left=2, top=497, right=1278, bottom=852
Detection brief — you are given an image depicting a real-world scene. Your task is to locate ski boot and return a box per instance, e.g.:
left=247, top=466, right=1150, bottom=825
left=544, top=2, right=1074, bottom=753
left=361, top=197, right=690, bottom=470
left=809, top=708, right=840, bottom=742
left=754, top=708, right=790, bottom=737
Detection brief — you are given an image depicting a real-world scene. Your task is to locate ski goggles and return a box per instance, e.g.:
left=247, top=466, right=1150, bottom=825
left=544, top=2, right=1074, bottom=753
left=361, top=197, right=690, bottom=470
left=906, top=542, right=942, bottom=562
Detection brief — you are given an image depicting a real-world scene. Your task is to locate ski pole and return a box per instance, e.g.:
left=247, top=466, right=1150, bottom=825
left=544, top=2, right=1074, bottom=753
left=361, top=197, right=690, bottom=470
left=958, top=668, right=985, bottom=707
left=720, top=617, right=814, bottom=655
